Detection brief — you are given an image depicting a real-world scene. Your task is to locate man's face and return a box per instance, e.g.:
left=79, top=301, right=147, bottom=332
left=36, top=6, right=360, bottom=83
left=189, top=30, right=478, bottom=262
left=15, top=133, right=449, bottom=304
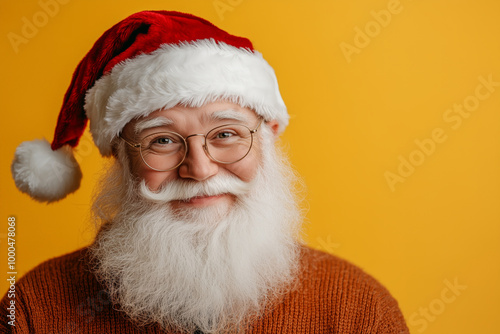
left=91, top=102, right=300, bottom=333
left=121, top=101, right=275, bottom=211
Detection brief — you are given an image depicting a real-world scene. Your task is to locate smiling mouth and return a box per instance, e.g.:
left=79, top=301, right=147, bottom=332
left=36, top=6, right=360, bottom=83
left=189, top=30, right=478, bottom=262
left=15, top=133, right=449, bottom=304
left=178, top=193, right=228, bottom=206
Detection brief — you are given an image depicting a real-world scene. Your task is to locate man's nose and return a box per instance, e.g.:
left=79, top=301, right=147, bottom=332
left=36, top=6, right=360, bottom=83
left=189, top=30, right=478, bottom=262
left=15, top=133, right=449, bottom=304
left=178, top=135, right=218, bottom=181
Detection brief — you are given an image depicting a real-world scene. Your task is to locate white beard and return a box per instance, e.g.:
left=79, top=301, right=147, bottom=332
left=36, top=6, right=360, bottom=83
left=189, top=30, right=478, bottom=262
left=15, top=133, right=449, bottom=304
left=89, top=128, right=303, bottom=334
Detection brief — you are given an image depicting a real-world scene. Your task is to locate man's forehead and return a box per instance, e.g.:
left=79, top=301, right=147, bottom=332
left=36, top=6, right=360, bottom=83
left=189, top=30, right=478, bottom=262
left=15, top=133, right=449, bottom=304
left=132, top=106, right=256, bottom=134
left=134, top=117, right=174, bottom=134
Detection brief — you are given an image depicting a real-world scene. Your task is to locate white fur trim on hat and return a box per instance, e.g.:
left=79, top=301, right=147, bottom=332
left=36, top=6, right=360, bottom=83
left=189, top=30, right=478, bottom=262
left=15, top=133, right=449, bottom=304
left=84, top=39, right=288, bottom=156
left=11, top=139, right=82, bottom=202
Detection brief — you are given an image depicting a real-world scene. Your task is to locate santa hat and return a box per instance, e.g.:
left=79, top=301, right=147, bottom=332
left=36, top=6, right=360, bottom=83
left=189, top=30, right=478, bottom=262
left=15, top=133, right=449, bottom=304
left=11, top=10, right=288, bottom=203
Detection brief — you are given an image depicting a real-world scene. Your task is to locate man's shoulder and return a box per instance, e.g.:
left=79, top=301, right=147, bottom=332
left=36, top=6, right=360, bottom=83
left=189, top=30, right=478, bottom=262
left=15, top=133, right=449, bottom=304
left=14, top=247, right=96, bottom=296
left=23, top=247, right=90, bottom=279
left=287, top=245, right=409, bottom=333
left=299, top=245, right=370, bottom=275
left=298, top=245, right=399, bottom=303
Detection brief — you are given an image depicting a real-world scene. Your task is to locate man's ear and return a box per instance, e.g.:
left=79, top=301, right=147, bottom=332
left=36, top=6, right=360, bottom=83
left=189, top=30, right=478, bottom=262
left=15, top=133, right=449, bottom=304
left=267, top=120, right=280, bottom=138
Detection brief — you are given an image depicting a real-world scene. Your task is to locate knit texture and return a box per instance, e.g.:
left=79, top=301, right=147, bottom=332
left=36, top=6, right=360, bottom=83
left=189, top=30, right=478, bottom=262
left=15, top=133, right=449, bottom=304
left=0, top=246, right=409, bottom=333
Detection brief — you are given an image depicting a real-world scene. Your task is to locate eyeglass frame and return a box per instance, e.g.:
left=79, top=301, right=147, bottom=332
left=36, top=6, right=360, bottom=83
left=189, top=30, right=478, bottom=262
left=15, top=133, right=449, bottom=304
left=119, top=118, right=264, bottom=172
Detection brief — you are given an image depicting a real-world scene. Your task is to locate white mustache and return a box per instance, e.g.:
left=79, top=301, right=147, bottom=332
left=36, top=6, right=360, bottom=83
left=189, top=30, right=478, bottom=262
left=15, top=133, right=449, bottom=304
left=139, top=175, right=253, bottom=203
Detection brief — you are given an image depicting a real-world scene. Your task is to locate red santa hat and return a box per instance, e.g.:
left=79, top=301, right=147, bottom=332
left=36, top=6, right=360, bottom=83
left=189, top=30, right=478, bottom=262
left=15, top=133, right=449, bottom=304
left=11, top=10, right=288, bottom=203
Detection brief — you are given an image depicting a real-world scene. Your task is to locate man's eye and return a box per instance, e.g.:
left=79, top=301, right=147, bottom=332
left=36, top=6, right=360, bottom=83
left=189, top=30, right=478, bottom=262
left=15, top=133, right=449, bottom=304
left=146, top=136, right=176, bottom=148
left=154, top=137, right=174, bottom=144
left=216, top=132, right=234, bottom=139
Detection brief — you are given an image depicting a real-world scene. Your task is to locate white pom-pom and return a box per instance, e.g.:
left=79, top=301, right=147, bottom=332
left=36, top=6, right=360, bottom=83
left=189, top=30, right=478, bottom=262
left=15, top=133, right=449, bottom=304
left=11, top=139, right=82, bottom=203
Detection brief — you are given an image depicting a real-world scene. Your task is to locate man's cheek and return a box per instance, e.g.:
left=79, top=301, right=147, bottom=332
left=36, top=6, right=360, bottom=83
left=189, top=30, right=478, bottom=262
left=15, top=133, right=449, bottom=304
left=140, top=171, right=174, bottom=191
left=237, top=151, right=263, bottom=182
left=227, top=164, right=257, bottom=183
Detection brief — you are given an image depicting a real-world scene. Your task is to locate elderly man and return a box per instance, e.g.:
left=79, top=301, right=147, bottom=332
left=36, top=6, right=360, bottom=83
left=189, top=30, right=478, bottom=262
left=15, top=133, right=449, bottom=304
left=2, top=11, right=409, bottom=334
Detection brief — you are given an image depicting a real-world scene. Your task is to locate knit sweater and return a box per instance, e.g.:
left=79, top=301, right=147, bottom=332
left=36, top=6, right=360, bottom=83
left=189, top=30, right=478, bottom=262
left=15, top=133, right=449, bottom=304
left=0, top=246, right=409, bottom=333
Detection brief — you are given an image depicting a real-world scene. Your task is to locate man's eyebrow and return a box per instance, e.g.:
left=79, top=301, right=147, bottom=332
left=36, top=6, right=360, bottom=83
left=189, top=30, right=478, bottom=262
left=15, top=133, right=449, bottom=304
left=209, top=109, right=249, bottom=123
left=134, top=117, right=173, bottom=134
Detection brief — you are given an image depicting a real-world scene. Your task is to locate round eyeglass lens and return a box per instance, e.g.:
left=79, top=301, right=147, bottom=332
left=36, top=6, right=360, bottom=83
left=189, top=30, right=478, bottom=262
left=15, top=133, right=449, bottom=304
left=139, top=132, right=187, bottom=171
left=205, top=124, right=253, bottom=163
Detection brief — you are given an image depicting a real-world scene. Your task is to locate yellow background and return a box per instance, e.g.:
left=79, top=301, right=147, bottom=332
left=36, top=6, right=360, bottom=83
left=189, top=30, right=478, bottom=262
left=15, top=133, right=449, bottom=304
left=1, top=0, right=499, bottom=333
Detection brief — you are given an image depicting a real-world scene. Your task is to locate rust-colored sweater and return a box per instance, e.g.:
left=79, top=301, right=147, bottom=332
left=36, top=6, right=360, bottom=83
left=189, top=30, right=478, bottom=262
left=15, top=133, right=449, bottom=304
left=0, top=246, right=409, bottom=333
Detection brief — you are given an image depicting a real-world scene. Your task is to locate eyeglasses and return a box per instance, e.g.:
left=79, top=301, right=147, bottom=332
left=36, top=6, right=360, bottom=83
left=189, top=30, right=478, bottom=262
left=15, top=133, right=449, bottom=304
left=120, top=119, right=263, bottom=172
